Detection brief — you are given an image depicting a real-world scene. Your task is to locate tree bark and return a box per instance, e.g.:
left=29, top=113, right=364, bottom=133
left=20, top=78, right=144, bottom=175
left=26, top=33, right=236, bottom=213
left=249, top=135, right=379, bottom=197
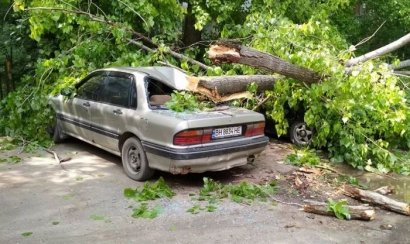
left=389, top=59, right=410, bottom=70
left=394, top=70, right=410, bottom=76
left=303, top=200, right=375, bottom=221
left=346, top=33, right=410, bottom=67
left=208, top=42, right=322, bottom=84
left=186, top=75, right=276, bottom=103
left=343, top=185, right=410, bottom=216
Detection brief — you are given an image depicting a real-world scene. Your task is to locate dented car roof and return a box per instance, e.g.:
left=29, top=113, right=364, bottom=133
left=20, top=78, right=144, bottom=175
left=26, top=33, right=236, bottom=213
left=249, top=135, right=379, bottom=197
left=103, top=66, right=189, bottom=90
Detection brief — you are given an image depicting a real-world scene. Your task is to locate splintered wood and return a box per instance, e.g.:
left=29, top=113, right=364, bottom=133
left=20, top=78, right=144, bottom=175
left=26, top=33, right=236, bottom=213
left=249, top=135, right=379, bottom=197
left=343, top=185, right=410, bottom=216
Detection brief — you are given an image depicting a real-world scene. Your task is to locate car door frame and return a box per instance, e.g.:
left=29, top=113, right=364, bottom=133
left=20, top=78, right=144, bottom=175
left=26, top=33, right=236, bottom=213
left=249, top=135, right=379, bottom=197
left=59, top=70, right=108, bottom=141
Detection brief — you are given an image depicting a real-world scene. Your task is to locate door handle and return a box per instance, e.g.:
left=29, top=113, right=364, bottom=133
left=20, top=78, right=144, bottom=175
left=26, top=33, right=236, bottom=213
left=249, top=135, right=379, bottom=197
left=82, top=102, right=90, bottom=107
left=113, top=109, right=123, bottom=115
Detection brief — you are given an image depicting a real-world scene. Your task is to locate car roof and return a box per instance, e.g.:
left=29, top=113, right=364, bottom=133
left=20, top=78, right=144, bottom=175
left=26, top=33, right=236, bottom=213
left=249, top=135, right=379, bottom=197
left=101, top=66, right=189, bottom=90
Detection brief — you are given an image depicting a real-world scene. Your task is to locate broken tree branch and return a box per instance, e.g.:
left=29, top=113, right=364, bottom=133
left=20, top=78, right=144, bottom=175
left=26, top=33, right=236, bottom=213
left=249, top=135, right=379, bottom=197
left=394, top=71, right=410, bottom=77
left=343, top=185, right=410, bottom=216
left=346, top=33, right=410, bottom=67
left=208, top=42, right=322, bottom=84
left=252, top=96, right=271, bottom=111
left=303, top=200, right=375, bottom=221
left=389, top=59, right=410, bottom=70
left=353, top=21, right=386, bottom=49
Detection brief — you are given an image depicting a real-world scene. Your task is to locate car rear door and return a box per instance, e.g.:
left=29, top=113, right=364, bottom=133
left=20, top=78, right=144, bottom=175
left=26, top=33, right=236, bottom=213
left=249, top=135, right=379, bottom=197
left=88, top=71, right=137, bottom=152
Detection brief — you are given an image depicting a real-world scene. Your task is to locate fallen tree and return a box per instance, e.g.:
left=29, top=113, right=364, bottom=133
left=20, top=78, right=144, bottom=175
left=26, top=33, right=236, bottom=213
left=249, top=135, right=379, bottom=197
left=187, top=75, right=276, bottom=102
left=208, top=42, right=322, bottom=84
left=343, top=185, right=410, bottom=216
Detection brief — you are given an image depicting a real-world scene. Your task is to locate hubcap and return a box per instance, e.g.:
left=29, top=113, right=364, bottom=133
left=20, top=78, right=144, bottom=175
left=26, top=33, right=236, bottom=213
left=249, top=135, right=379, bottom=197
left=295, top=124, right=312, bottom=143
left=128, top=146, right=141, bottom=172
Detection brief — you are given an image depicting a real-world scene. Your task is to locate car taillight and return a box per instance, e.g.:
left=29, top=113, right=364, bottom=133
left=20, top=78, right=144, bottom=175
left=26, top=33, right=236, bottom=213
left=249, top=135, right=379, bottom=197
left=173, top=129, right=212, bottom=146
left=245, top=122, right=265, bottom=137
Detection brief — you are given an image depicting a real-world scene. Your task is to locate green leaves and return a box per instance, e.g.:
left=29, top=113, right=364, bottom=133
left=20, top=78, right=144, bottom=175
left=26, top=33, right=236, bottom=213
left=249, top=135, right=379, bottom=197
left=165, top=91, right=212, bottom=112
left=21, top=232, right=33, bottom=237
left=286, top=149, right=320, bottom=167
left=124, top=177, right=174, bottom=219
left=188, top=177, right=278, bottom=213
left=131, top=203, right=162, bottom=219
left=326, top=199, right=350, bottom=220
left=123, top=177, right=175, bottom=202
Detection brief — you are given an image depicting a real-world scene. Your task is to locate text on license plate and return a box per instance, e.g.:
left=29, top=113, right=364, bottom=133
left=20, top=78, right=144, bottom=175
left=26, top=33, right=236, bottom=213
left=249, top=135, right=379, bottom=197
left=212, top=126, right=242, bottom=139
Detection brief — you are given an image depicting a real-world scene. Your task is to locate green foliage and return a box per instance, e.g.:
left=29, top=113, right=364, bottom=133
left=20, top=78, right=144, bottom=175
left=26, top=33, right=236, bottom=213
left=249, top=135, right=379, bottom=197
left=123, top=177, right=175, bottom=202
left=0, top=84, right=54, bottom=146
left=326, top=199, right=351, bottom=220
left=186, top=204, right=202, bottom=214
left=21, top=232, right=33, bottom=237
left=89, top=214, right=105, bottom=221
left=0, top=154, right=21, bottom=164
left=131, top=203, right=162, bottom=219
left=165, top=91, right=201, bottom=112
left=165, top=91, right=213, bottom=112
left=226, top=180, right=277, bottom=204
left=0, top=137, right=18, bottom=151
left=188, top=177, right=278, bottom=213
left=286, top=149, right=320, bottom=167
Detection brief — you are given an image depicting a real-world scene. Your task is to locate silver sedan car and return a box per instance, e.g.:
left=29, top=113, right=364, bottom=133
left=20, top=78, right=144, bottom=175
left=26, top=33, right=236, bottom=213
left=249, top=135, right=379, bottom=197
left=49, top=67, right=269, bottom=181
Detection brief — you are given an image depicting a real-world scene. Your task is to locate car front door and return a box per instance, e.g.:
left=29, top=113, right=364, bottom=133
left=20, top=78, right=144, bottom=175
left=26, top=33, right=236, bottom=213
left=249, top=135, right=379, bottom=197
left=61, top=72, right=106, bottom=141
left=88, top=71, right=136, bottom=152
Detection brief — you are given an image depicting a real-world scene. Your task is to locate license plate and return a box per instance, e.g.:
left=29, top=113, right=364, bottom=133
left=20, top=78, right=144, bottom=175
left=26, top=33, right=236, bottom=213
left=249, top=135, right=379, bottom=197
left=212, top=126, right=242, bottom=139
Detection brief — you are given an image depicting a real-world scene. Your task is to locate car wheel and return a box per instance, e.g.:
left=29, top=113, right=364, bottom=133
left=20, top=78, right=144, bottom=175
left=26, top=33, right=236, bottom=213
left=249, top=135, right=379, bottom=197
left=52, top=118, right=67, bottom=143
left=121, top=137, right=154, bottom=181
left=290, top=121, right=313, bottom=146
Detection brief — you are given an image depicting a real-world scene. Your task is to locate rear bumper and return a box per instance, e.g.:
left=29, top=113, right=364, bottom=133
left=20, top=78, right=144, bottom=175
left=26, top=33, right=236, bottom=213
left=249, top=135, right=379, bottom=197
left=142, top=136, right=269, bottom=160
left=142, top=136, right=269, bottom=174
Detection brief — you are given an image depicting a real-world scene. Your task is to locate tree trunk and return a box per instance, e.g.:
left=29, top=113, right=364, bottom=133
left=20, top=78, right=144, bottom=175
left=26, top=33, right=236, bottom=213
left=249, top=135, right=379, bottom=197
left=187, top=75, right=276, bottom=103
left=343, top=185, right=410, bottom=216
left=182, top=2, right=202, bottom=46
left=346, top=33, right=410, bottom=67
left=0, top=73, right=3, bottom=100
left=6, top=56, right=13, bottom=91
left=303, top=200, right=375, bottom=221
left=208, top=42, right=322, bottom=84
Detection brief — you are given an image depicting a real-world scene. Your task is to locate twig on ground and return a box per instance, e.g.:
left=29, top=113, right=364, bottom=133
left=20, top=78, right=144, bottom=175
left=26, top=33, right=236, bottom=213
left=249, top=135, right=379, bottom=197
left=270, top=197, right=304, bottom=207
left=44, top=149, right=69, bottom=170
left=315, top=165, right=347, bottom=177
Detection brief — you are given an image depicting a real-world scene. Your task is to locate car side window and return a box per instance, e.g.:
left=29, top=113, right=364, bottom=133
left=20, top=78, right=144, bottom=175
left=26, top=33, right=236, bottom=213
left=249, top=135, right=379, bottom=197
left=101, top=75, right=132, bottom=107
left=76, top=75, right=105, bottom=101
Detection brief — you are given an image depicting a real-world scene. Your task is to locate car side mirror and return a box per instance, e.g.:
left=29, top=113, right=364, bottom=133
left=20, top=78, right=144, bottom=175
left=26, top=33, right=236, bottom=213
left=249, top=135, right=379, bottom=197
left=60, top=87, right=76, bottom=97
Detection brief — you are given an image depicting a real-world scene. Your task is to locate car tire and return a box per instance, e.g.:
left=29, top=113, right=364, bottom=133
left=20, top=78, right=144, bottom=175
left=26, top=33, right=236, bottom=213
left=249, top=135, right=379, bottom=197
left=290, top=121, right=313, bottom=146
left=121, top=137, right=155, bottom=181
left=52, top=118, right=67, bottom=143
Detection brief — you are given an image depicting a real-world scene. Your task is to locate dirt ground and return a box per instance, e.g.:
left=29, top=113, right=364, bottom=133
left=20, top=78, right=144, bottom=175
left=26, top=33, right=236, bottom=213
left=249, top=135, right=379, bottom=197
left=0, top=138, right=409, bottom=244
